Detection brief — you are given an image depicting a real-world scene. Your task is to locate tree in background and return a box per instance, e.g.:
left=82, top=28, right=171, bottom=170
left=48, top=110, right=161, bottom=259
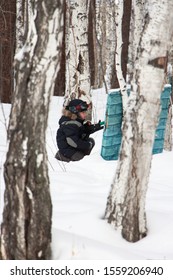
left=15, top=0, right=30, bottom=52
left=0, top=1, right=132, bottom=101
left=94, top=0, right=117, bottom=91
left=105, top=0, right=173, bottom=242
left=0, top=0, right=16, bottom=103
left=95, top=0, right=107, bottom=89
left=0, top=0, right=64, bottom=259
left=64, top=0, right=91, bottom=106
left=164, top=50, right=173, bottom=151
left=102, top=0, right=117, bottom=91
left=1, top=0, right=172, bottom=251
left=88, top=0, right=98, bottom=89
left=94, top=0, right=131, bottom=96
left=113, top=0, right=132, bottom=110
left=54, top=1, right=66, bottom=97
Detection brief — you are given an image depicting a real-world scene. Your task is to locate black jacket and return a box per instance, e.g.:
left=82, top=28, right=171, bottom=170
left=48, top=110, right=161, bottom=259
left=56, top=116, right=91, bottom=158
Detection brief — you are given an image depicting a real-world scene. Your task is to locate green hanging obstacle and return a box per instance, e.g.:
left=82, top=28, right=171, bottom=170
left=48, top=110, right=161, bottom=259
left=101, top=85, right=172, bottom=161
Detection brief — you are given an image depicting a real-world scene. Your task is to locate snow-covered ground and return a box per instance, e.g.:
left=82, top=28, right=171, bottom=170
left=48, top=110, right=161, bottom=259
left=0, top=89, right=173, bottom=260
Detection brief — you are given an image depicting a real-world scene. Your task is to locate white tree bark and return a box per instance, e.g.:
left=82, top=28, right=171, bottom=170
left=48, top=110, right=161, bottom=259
left=128, top=0, right=144, bottom=84
left=1, top=0, right=64, bottom=259
left=105, top=0, right=173, bottom=242
left=64, top=0, right=91, bottom=105
left=115, top=0, right=128, bottom=110
left=95, top=0, right=106, bottom=89
left=95, top=1, right=117, bottom=91
left=104, top=1, right=117, bottom=90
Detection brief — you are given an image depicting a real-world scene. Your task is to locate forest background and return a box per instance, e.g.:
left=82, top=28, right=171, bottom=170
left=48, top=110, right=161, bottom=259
left=0, top=0, right=173, bottom=260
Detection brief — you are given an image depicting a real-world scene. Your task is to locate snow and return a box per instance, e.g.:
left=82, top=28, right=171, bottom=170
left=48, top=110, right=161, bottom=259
left=0, top=89, right=173, bottom=260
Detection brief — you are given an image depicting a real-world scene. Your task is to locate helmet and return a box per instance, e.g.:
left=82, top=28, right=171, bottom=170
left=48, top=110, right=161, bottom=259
left=66, top=99, right=88, bottom=114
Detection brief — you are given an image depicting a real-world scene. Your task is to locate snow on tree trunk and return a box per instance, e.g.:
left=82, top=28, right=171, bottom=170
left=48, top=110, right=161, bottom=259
left=64, top=0, right=91, bottom=105
left=105, top=0, right=173, bottom=242
left=0, top=0, right=64, bottom=259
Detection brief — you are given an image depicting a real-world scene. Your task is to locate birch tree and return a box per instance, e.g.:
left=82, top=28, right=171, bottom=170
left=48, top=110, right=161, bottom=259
left=96, top=0, right=107, bottom=90
left=104, top=1, right=117, bottom=90
left=95, top=0, right=116, bottom=90
left=105, top=0, right=173, bottom=242
left=128, top=0, right=144, bottom=84
left=16, top=0, right=29, bottom=52
left=114, top=0, right=131, bottom=109
left=64, top=0, right=91, bottom=106
left=0, top=0, right=64, bottom=260
left=101, top=0, right=131, bottom=97
left=88, top=0, right=99, bottom=89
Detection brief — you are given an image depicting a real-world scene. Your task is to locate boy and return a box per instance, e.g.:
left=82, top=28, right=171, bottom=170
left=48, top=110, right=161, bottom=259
left=55, top=99, right=103, bottom=162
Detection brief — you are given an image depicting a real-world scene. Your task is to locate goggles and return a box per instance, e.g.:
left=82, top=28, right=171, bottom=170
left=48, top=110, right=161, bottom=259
left=66, top=102, right=89, bottom=113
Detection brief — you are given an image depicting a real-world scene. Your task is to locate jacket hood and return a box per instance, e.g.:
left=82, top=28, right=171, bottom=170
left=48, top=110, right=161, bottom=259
left=59, top=116, right=70, bottom=125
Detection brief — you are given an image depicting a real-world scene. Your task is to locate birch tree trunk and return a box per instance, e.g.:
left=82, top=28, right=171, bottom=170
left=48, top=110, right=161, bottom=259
left=0, top=0, right=64, bottom=260
left=103, top=0, right=131, bottom=99
left=104, top=1, right=116, bottom=90
left=64, top=0, right=91, bottom=105
left=95, top=0, right=117, bottom=91
left=105, top=0, right=173, bottom=242
left=115, top=0, right=130, bottom=110
left=88, top=0, right=99, bottom=89
left=16, top=0, right=29, bottom=53
left=54, top=1, right=66, bottom=97
left=94, top=0, right=106, bottom=89
left=128, top=0, right=144, bottom=84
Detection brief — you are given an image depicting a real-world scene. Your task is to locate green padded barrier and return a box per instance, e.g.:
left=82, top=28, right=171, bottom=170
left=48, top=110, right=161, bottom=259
left=101, top=85, right=171, bottom=160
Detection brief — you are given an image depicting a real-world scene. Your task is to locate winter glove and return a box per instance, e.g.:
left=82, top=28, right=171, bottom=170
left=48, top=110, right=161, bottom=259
left=83, top=121, right=95, bottom=134
left=84, top=120, right=104, bottom=135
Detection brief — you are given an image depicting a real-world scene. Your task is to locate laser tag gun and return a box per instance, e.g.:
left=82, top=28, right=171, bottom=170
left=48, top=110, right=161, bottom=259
left=100, top=121, right=105, bottom=126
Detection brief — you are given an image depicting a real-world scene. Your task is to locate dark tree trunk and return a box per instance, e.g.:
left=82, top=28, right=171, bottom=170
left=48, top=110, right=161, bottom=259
left=88, top=0, right=99, bottom=88
left=114, top=0, right=132, bottom=88
left=54, top=1, right=66, bottom=97
left=0, top=0, right=16, bottom=103
left=121, top=0, right=132, bottom=80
